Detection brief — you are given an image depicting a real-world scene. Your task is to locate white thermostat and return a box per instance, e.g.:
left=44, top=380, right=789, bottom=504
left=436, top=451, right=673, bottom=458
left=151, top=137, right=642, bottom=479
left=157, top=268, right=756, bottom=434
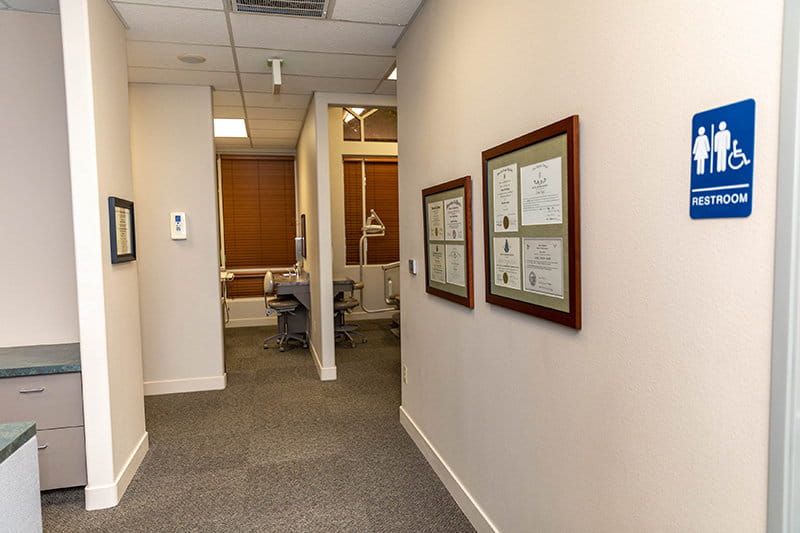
left=170, top=212, right=187, bottom=240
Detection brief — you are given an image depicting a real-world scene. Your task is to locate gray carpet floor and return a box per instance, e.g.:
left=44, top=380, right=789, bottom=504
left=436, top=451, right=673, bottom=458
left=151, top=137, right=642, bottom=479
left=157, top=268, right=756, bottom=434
left=41, top=320, right=474, bottom=532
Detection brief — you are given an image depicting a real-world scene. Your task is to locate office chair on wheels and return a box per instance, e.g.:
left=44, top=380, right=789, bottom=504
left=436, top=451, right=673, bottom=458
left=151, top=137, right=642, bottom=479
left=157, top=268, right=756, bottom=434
left=263, top=271, right=307, bottom=352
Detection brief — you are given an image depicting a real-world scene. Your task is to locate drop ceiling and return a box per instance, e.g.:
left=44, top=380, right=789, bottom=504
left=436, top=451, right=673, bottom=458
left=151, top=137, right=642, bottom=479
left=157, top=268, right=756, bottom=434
left=114, top=0, right=418, bottom=152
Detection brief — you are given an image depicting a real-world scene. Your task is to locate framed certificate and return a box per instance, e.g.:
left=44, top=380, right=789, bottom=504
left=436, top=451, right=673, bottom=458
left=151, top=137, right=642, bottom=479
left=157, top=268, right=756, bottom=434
left=482, top=116, right=581, bottom=328
left=422, top=176, right=474, bottom=308
left=108, top=196, right=136, bottom=264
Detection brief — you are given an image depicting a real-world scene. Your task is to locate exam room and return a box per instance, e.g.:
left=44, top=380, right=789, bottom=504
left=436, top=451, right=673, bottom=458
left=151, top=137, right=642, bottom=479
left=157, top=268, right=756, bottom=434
left=219, top=103, right=401, bottom=375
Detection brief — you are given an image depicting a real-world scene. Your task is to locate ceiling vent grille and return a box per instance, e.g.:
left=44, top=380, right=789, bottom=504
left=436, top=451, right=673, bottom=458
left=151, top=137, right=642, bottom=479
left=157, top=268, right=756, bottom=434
left=231, top=0, right=328, bottom=18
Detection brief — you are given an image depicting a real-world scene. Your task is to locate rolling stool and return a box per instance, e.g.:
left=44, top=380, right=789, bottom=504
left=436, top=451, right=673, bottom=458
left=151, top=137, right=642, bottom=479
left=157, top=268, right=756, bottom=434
left=334, top=282, right=366, bottom=347
left=263, top=271, right=307, bottom=352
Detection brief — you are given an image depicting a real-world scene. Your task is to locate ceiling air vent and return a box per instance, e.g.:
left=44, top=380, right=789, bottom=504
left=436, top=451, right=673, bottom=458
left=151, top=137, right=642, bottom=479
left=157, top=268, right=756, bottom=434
left=231, top=0, right=328, bottom=18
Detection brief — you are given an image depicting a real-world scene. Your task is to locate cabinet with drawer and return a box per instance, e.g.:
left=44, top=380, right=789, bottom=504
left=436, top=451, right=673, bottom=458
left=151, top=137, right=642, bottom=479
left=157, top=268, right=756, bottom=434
left=0, top=372, right=87, bottom=490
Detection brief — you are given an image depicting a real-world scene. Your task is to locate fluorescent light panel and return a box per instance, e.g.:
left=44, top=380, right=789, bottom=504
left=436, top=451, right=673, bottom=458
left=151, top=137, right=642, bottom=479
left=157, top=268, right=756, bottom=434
left=214, top=118, right=248, bottom=138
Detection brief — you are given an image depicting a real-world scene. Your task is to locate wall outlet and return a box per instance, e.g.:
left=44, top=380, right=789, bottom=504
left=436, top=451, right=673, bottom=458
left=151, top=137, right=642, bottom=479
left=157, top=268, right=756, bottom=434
left=402, top=364, right=408, bottom=384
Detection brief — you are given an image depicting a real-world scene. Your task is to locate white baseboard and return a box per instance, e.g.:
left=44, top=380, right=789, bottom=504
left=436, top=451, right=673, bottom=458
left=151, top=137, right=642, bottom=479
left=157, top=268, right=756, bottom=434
left=84, top=431, right=149, bottom=511
left=143, top=374, right=227, bottom=396
left=225, top=316, right=276, bottom=328
left=310, top=341, right=336, bottom=381
left=399, top=406, right=498, bottom=533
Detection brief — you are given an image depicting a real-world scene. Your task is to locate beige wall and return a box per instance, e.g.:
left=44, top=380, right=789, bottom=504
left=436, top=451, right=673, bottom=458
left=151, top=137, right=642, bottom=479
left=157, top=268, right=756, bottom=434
left=129, top=84, right=225, bottom=395
left=397, top=1, right=782, bottom=531
left=0, top=11, right=79, bottom=347
left=297, top=98, right=334, bottom=376
left=328, top=107, right=398, bottom=313
left=60, top=0, right=147, bottom=509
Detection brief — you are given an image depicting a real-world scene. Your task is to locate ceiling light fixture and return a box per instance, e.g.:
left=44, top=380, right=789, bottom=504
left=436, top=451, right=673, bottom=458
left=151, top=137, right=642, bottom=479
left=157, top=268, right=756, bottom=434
left=388, top=67, right=397, bottom=80
left=269, top=58, right=283, bottom=95
left=214, top=119, right=248, bottom=138
left=351, top=107, right=365, bottom=116
left=178, top=54, right=207, bottom=64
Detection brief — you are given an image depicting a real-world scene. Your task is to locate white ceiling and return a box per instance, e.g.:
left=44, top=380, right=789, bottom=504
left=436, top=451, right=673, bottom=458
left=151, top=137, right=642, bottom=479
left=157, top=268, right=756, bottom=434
left=113, top=0, right=419, bottom=151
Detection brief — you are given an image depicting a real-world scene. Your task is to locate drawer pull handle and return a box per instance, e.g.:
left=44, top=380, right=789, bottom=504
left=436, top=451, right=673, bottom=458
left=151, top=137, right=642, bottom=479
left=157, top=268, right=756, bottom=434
left=19, top=387, right=46, bottom=394
left=37, top=444, right=48, bottom=450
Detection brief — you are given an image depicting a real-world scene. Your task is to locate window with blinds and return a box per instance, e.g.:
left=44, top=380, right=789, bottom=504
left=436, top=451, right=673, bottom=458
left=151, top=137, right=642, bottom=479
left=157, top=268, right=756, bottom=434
left=220, top=155, right=296, bottom=298
left=343, top=157, right=399, bottom=265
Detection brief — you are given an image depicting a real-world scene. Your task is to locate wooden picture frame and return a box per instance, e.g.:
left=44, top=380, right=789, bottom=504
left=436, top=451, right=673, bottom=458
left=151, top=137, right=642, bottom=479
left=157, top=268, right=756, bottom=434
left=482, top=116, right=581, bottom=328
left=422, top=176, right=474, bottom=308
left=300, top=213, right=307, bottom=258
left=108, top=196, right=136, bottom=264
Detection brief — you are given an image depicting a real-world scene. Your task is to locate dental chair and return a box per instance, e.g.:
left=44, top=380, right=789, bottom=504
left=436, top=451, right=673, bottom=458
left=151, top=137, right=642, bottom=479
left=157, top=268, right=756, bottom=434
left=263, top=271, right=307, bottom=352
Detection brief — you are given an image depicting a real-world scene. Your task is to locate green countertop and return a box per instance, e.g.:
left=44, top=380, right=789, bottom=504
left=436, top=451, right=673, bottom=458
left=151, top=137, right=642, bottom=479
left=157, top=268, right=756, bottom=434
left=0, top=343, right=81, bottom=377
left=0, top=422, right=36, bottom=464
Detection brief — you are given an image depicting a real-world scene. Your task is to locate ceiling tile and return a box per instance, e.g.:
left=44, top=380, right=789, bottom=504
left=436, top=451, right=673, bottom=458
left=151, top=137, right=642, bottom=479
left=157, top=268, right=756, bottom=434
left=241, top=73, right=376, bottom=94
left=213, top=90, right=243, bottom=106
left=246, top=119, right=302, bottom=131
left=249, top=130, right=301, bottom=140
left=5, top=0, right=58, bottom=13
left=128, top=67, right=239, bottom=90
left=115, top=0, right=224, bottom=9
left=243, top=92, right=311, bottom=108
left=116, top=4, right=230, bottom=45
left=245, top=107, right=306, bottom=120
left=235, top=48, right=394, bottom=79
left=230, top=14, right=401, bottom=55
left=127, top=41, right=235, bottom=71
left=374, top=79, right=396, bottom=95
left=331, top=0, right=422, bottom=25
left=213, top=105, right=245, bottom=118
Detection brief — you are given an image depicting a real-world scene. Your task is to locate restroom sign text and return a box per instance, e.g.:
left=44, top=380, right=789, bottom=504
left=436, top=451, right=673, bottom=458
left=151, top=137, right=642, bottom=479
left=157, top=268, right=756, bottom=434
left=690, top=99, right=756, bottom=219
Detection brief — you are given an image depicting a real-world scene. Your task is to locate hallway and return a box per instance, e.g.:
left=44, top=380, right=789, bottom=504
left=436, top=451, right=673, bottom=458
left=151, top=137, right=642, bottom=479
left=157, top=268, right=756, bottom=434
left=40, top=321, right=472, bottom=532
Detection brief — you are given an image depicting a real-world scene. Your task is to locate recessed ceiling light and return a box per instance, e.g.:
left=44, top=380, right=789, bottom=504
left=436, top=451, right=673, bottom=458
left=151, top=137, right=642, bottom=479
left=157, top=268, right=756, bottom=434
left=178, top=54, right=207, bottom=64
left=388, top=67, right=397, bottom=80
left=214, top=119, right=248, bottom=138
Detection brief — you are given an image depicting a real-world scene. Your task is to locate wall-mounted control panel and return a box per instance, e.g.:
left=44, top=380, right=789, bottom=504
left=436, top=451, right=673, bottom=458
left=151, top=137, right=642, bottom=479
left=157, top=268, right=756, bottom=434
left=170, top=212, right=187, bottom=240
left=408, top=259, right=417, bottom=275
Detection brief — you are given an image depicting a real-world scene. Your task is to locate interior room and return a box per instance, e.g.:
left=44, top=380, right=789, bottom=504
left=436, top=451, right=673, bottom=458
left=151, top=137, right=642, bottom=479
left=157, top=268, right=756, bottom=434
left=1, top=0, right=799, bottom=532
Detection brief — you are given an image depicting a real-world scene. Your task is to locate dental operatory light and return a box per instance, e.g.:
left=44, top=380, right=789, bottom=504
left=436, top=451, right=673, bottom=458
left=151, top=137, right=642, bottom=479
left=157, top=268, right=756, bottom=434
left=213, top=119, right=248, bottom=138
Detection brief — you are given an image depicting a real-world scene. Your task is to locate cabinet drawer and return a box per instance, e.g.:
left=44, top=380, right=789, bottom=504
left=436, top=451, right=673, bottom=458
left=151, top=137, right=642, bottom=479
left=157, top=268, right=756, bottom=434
left=0, top=373, right=84, bottom=429
left=37, top=427, right=87, bottom=491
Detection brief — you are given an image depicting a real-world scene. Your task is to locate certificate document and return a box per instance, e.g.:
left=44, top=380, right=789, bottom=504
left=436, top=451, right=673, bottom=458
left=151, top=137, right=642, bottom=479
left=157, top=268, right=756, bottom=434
left=445, top=244, right=466, bottom=287
left=428, top=201, right=445, bottom=240
left=493, top=164, right=518, bottom=232
left=493, top=237, right=521, bottom=289
left=523, top=238, right=564, bottom=298
left=445, top=196, right=464, bottom=241
left=520, top=157, right=563, bottom=226
left=115, top=206, right=132, bottom=255
left=429, top=243, right=446, bottom=283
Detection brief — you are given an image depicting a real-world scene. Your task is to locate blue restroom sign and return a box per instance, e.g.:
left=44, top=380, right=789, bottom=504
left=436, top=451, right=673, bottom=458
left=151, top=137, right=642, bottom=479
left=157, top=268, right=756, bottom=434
left=690, top=99, right=755, bottom=218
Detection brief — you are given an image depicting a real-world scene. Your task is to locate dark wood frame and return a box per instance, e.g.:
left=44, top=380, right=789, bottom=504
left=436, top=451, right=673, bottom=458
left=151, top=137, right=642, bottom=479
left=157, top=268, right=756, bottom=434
left=108, top=196, right=136, bottom=264
left=481, top=116, right=581, bottom=329
left=422, top=176, right=474, bottom=308
left=300, top=213, right=307, bottom=258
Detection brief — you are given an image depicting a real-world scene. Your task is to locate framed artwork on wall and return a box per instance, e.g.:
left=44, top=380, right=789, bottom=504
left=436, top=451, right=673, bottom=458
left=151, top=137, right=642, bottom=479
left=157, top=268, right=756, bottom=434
left=422, top=176, right=474, bottom=308
left=108, top=196, right=136, bottom=264
left=482, top=116, right=581, bottom=328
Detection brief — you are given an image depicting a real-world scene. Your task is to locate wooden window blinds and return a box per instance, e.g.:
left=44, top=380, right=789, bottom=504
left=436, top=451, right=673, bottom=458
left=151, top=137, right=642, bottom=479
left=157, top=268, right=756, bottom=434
left=221, top=155, right=296, bottom=298
left=343, top=157, right=399, bottom=265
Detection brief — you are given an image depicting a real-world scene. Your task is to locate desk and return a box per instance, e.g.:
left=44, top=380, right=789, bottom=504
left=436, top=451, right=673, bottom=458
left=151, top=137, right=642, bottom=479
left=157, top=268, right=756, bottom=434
left=272, top=273, right=355, bottom=338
